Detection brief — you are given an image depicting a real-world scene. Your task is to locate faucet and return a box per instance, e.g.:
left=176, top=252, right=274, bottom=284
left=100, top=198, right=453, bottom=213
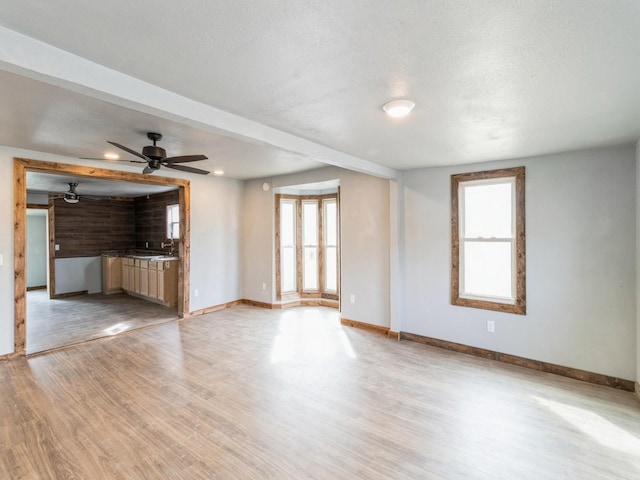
left=161, top=239, right=175, bottom=256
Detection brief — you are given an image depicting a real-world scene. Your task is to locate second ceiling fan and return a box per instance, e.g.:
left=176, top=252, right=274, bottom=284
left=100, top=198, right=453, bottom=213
left=107, top=132, right=210, bottom=175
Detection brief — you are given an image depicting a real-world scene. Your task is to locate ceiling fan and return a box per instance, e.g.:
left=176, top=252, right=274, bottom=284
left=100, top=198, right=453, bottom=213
left=102, top=132, right=210, bottom=175
left=50, top=182, right=103, bottom=204
left=63, top=182, right=80, bottom=203
left=51, top=182, right=110, bottom=204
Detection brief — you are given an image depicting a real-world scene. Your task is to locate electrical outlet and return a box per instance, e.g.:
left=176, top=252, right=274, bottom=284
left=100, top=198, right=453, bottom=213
left=0, top=254, right=3, bottom=266
left=262, top=282, right=266, bottom=291
left=145, top=241, right=149, bottom=248
left=487, top=320, right=495, bottom=333
left=350, top=294, right=356, bottom=304
left=55, top=244, right=60, bottom=251
left=194, top=289, right=199, bottom=297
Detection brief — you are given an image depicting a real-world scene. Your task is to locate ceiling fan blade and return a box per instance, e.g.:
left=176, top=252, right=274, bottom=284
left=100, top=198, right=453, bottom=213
left=107, top=141, right=151, bottom=161
left=142, top=165, right=155, bottom=175
left=80, top=157, right=147, bottom=164
left=165, top=163, right=210, bottom=175
left=164, top=154, right=208, bottom=163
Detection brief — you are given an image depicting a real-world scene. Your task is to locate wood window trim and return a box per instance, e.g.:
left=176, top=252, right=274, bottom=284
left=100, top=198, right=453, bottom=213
left=451, top=166, right=526, bottom=315
left=275, top=193, right=339, bottom=301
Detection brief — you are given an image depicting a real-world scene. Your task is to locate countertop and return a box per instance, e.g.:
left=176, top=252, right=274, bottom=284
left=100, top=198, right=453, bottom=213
left=101, top=252, right=178, bottom=261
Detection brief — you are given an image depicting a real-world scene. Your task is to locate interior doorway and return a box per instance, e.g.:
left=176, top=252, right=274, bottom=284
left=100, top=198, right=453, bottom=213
left=14, top=157, right=191, bottom=355
left=26, top=207, right=49, bottom=293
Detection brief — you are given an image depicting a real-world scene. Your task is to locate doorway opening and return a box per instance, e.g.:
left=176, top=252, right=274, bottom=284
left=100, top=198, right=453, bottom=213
left=14, top=158, right=191, bottom=355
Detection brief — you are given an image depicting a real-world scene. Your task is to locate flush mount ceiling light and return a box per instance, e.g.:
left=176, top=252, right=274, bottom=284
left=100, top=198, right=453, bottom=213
left=382, top=99, right=415, bottom=118
left=104, top=152, right=120, bottom=160
left=213, top=169, right=224, bottom=176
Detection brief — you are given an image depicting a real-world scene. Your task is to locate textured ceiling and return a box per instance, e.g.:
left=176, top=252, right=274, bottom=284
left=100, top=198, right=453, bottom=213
left=26, top=172, right=176, bottom=198
left=1, top=0, right=640, bottom=181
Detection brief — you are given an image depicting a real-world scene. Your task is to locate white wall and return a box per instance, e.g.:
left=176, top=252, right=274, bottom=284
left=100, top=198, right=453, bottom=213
left=0, top=146, right=244, bottom=355
left=26, top=213, right=47, bottom=288
left=55, top=257, right=102, bottom=294
left=188, top=174, right=244, bottom=311
left=242, top=178, right=275, bottom=303
left=403, top=145, right=636, bottom=380
left=243, top=167, right=391, bottom=327
left=0, top=149, right=14, bottom=354
left=636, top=141, right=640, bottom=388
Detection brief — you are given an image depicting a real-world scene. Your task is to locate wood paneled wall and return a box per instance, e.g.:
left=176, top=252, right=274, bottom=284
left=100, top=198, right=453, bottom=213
left=134, top=190, right=180, bottom=252
left=54, top=198, right=136, bottom=258
left=53, top=191, right=180, bottom=258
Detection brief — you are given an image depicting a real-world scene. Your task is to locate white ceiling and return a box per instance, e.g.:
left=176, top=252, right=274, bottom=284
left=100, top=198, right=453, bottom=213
left=26, top=172, right=176, bottom=198
left=1, top=0, right=640, bottom=186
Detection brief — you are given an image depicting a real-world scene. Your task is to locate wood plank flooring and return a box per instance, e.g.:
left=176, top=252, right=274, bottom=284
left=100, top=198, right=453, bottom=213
left=26, top=290, right=178, bottom=354
left=2, top=305, right=640, bottom=479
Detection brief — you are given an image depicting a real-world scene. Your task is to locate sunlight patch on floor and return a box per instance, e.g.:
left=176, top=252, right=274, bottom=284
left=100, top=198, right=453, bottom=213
left=535, top=396, right=640, bottom=457
left=270, top=309, right=356, bottom=363
left=104, top=323, right=129, bottom=336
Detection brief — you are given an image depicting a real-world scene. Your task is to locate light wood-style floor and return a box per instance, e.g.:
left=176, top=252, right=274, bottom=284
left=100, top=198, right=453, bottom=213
left=3, top=305, right=640, bottom=479
left=26, top=289, right=179, bottom=354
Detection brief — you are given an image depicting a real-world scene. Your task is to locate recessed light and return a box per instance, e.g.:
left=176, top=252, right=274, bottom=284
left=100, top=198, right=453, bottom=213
left=213, top=169, right=224, bottom=176
left=104, top=152, right=120, bottom=160
left=382, top=99, right=415, bottom=118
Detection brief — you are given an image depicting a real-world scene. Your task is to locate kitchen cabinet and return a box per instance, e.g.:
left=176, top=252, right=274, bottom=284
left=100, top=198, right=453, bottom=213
left=102, top=256, right=123, bottom=295
left=121, top=256, right=178, bottom=307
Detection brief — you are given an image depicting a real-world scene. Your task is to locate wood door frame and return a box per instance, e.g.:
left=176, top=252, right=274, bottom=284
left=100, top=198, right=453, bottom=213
left=14, top=158, right=191, bottom=355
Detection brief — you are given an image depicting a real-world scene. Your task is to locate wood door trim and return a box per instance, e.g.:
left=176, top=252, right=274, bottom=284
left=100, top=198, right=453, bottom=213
left=13, top=158, right=191, bottom=356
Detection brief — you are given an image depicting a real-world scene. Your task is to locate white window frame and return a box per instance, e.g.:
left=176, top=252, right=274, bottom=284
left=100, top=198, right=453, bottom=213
left=322, top=198, right=338, bottom=294
left=301, top=200, right=319, bottom=292
left=166, top=204, right=180, bottom=239
left=280, top=198, right=298, bottom=294
left=459, top=177, right=516, bottom=304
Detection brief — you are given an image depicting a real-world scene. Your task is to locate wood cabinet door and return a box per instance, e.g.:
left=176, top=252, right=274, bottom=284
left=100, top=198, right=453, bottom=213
left=140, top=267, right=149, bottom=296
left=157, top=269, right=165, bottom=300
left=121, top=260, right=128, bottom=290
left=149, top=266, right=158, bottom=298
left=134, top=260, right=140, bottom=293
left=127, top=265, right=134, bottom=292
left=108, top=257, right=122, bottom=290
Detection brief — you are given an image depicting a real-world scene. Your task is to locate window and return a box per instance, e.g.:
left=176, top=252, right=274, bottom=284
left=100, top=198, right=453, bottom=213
left=451, top=167, right=525, bottom=314
left=167, top=204, right=180, bottom=239
left=302, top=200, right=318, bottom=291
left=323, top=198, right=338, bottom=292
left=280, top=199, right=297, bottom=293
left=276, top=194, right=339, bottom=300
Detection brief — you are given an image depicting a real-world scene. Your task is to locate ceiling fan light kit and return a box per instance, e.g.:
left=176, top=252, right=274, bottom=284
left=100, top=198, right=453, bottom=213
left=63, top=182, right=80, bottom=203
